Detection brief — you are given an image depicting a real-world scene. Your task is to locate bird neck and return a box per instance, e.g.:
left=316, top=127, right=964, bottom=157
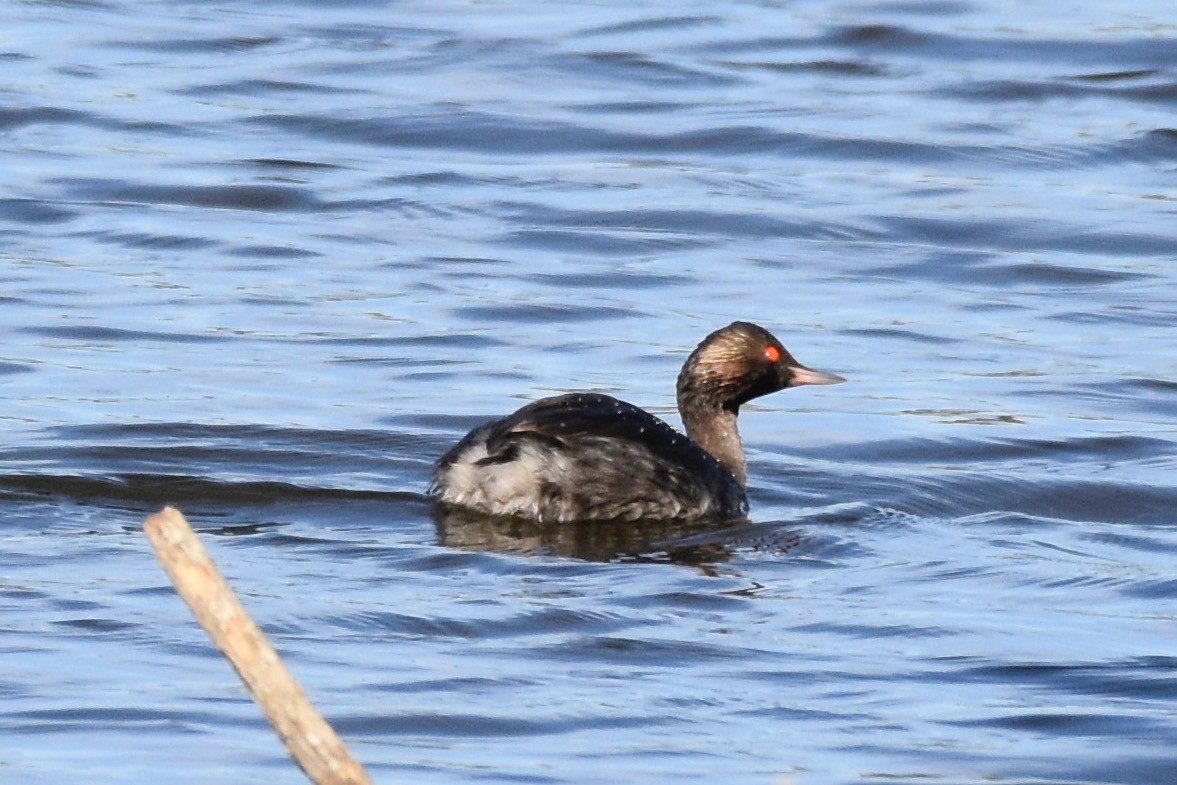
left=679, top=400, right=747, bottom=488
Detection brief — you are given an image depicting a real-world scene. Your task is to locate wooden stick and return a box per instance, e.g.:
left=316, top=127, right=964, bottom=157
left=143, top=506, right=372, bottom=785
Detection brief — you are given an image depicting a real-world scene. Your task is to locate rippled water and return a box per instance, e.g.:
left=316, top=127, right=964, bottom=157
left=2, top=1, right=1176, bottom=783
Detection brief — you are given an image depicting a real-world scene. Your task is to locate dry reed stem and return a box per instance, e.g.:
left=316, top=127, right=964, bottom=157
left=143, top=506, right=372, bottom=785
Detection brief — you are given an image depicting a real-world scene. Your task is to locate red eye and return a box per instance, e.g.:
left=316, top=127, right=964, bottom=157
left=764, top=345, right=781, bottom=363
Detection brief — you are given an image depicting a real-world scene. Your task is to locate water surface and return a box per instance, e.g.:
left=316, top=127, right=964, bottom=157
left=2, top=1, right=1175, bottom=783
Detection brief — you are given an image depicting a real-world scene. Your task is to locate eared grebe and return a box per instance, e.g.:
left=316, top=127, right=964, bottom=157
left=431, top=321, right=844, bottom=523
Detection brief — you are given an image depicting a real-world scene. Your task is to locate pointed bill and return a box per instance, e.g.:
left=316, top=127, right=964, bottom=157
left=787, top=364, right=846, bottom=387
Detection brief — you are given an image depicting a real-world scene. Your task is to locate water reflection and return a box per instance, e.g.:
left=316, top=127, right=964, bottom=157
left=433, top=504, right=788, bottom=565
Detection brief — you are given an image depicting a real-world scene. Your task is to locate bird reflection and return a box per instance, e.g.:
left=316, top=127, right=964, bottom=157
left=434, top=505, right=803, bottom=566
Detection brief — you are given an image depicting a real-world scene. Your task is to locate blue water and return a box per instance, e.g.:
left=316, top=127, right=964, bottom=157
left=2, top=1, right=1176, bottom=783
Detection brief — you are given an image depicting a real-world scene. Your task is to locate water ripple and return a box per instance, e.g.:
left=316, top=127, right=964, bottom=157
left=4, top=2, right=1177, bottom=783
left=53, top=179, right=324, bottom=211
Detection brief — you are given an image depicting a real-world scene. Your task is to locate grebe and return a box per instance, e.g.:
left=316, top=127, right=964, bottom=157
left=431, top=321, right=843, bottom=523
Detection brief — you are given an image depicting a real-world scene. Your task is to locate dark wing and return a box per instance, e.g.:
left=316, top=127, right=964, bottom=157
left=434, top=392, right=746, bottom=521
left=482, top=393, right=731, bottom=482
